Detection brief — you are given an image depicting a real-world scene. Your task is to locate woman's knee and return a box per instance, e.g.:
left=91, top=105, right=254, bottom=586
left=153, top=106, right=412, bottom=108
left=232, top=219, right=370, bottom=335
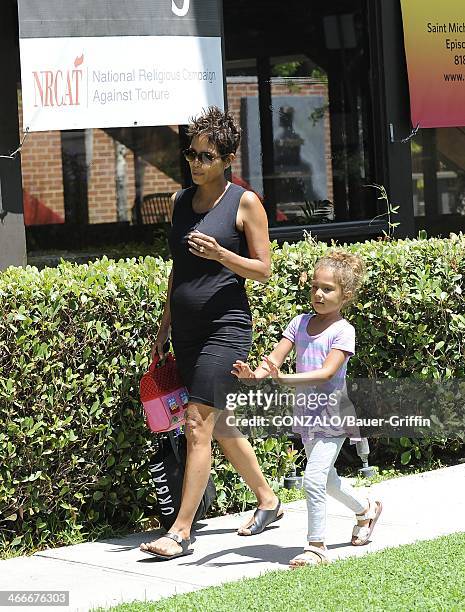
left=185, top=402, right=216, bottom=446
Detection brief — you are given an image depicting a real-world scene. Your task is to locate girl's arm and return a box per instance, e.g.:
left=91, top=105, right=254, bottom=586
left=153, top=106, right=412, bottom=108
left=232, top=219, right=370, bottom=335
left=188, top=191, right=271, bottom=283
left=264, top=348, right=349, bottom=385
left=232, top=338, right=294, bottom=379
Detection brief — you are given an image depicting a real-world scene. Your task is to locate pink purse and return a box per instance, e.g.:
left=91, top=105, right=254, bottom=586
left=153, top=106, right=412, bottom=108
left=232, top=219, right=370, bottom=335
left=140, top=353, right=189, bottom=433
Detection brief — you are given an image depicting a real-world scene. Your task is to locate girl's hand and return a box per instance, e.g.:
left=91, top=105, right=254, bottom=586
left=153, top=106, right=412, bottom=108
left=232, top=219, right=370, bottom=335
left=263, top=356, right=282, bottom=380
left=188, top=230, right=224, bottom=261
left=231, top=360, right=256, bottom=379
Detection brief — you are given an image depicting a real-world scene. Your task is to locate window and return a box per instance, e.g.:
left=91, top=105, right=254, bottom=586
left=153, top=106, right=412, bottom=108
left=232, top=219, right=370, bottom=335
left=224, top=0, right=378, bottom=230
left=412, top=128, right=465, bottom=219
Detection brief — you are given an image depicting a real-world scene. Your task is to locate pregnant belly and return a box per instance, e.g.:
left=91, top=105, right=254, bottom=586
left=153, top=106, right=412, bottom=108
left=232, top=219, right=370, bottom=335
left=170, top=280, right=251, bottom=323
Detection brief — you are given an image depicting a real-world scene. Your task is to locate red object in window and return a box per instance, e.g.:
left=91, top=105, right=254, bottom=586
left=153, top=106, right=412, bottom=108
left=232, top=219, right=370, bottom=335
left=232, top=175, right=288, bottom=222
left=23, top=191, right=64, bottom=226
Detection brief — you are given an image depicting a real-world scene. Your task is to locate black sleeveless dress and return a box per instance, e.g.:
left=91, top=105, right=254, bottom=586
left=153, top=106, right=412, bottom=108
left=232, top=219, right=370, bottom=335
left=168, top=183, right=253, bottom=408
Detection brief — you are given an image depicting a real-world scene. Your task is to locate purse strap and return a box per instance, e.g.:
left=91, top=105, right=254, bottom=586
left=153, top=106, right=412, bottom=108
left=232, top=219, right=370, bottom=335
left=168, top=430, right=181, bottom=463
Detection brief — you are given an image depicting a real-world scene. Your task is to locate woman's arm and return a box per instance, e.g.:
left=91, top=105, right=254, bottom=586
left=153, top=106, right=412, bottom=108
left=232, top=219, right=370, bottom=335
left=264, top=349, right=349, bottom=385
left=158, top=269, right=173, bottom=329
left=151, top=193, right=176, bottom=360
left=187, top=191, right=271, bottom=283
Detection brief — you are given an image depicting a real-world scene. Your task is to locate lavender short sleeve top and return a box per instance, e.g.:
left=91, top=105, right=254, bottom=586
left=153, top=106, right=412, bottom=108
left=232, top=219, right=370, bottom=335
left=282, top=313, right=357, bottom=441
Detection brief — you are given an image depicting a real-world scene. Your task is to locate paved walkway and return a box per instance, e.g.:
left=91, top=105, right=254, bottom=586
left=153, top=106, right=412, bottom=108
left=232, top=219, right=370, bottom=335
left=2, top=464, right=464, bottom=611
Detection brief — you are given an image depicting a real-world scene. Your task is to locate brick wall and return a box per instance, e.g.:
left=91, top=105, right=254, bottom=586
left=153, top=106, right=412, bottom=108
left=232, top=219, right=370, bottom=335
left=18, top=92, right=65, bottom=223
left=87, top=129, right=117, bottom=224
left=18, top=77, right=331, bottom=226
left=125, top=148, right=181, bottom=219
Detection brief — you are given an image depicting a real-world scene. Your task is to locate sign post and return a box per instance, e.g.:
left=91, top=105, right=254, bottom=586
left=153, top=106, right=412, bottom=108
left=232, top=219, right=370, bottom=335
left=0, top=0, right=26, bottom=271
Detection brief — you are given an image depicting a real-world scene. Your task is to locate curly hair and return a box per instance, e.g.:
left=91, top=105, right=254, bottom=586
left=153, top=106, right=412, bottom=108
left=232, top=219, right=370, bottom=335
left=187, top=106, right=241, bottom=156
left=314, top=250, right=366, bottom=305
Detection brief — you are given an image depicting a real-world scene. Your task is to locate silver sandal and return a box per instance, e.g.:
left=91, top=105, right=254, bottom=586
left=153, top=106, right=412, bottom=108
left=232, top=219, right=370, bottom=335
left=140, top=532, right=194, bottom=560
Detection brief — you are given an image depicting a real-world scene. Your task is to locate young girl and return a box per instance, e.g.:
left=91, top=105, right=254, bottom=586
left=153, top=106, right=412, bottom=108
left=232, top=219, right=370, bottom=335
left=232, top=251, right=382, bottom=567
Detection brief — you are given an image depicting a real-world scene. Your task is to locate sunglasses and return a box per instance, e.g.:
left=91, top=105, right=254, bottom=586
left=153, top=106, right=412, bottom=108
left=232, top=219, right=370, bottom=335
left=183, top=147, right=228, bottom=165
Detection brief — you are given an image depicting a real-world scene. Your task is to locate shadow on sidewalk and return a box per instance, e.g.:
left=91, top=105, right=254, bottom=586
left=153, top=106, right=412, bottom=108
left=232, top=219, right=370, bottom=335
left=137, top=543, right=302, bottom=567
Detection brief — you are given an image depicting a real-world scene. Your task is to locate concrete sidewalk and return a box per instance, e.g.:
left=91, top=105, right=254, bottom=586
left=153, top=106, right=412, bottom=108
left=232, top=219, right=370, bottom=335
left=2, top=464, right=465, bottom=611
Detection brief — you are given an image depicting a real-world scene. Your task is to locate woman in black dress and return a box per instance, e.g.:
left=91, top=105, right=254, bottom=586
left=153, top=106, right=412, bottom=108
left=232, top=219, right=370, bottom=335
left=140, top=107, right=283, bottom=560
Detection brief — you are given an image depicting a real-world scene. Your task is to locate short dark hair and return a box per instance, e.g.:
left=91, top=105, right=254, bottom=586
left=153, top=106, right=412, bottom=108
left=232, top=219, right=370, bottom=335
left=187, top=106, right=241, bottom=156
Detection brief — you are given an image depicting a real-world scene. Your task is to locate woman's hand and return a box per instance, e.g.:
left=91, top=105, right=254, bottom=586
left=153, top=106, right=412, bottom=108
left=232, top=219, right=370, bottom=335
left=231, top=360, right=256, bottom=379
left=151, top=324, right=170, bottom=361
left=187, top=230, right=223, bottom=261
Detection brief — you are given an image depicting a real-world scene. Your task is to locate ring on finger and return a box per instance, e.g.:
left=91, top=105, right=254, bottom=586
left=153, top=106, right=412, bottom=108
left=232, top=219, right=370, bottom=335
left=199, top=245, right=205, bottom=253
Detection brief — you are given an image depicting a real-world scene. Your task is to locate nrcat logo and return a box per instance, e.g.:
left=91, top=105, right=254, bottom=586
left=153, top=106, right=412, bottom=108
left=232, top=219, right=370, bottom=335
left=33, top=54, right=85, bottom=108
left=171, top=0, right=190, bottom=17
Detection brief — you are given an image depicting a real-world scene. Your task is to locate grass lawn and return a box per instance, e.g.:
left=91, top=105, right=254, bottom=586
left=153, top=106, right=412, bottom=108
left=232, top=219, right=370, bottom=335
left=101, top=533, right=465, bottom=612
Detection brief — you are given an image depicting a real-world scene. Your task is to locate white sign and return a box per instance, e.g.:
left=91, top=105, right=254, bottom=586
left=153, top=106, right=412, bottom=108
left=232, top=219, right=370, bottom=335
left=20, top=36, right=224, bottom=132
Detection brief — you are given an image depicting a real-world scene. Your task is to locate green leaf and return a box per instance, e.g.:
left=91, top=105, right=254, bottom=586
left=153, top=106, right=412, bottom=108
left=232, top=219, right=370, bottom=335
left=400, top=451, right=411, bottom=465
left=264, top=438, right=276, bottom=452
left=90, top=400, right=100, bottom=415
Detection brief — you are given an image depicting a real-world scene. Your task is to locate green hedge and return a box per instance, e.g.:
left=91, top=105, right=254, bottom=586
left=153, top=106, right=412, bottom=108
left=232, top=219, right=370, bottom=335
left=1, top=235, right=465, bottom=550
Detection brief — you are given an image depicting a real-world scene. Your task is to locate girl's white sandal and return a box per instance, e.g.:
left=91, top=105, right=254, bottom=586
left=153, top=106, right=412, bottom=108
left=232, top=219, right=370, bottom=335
left=289, top=545, right=330, bottom=568
left=351, top=498, right=383, bottom=546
